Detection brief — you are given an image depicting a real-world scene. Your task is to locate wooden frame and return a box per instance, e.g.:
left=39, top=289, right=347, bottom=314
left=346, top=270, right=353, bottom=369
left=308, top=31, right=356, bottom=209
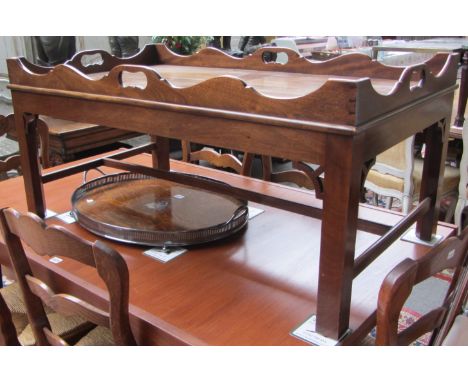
left=375, top=226, right=468, bottom=345
left=6, top=44, right=459, bottom=341
left=0, top=207, right=136, bottom=345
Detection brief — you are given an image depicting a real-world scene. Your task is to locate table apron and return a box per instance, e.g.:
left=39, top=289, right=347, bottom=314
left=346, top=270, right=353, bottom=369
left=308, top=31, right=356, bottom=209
left=10, top=91, right=335, bottom=165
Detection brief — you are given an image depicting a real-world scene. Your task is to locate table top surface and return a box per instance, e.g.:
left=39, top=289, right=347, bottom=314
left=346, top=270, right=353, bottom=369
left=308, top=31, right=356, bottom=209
left=90, top=64, right=402, bottom=98
left=0, top=152, right=457, bottom=345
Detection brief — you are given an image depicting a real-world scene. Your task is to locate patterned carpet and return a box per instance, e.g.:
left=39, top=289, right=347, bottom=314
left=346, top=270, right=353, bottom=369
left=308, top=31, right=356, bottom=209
left=368, top=307, right=431, bottom=346
left=366, top=269, right=453, bottom=346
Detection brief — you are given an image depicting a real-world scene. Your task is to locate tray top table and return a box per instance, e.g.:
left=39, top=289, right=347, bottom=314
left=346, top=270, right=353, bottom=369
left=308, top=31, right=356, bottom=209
left=6, top=44, right=459, bottom=341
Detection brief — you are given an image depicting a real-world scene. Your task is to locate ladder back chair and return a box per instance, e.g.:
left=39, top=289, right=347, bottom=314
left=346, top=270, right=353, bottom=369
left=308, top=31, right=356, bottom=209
left=261, top=157, right=317, bottom=190
left=0, top=113, right=50, bottom=180
left=0, top=207, right=136, bottom=346
left=182, top=140, right=255, bottom=176
left=183, top=141, right=317, bottom=191
left=374, top=226, right=468, bottom=345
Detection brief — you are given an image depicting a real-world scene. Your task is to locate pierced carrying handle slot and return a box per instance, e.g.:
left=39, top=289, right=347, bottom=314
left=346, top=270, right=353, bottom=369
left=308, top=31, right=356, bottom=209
left=398, top=63, right=428, bottom=88
left=251, top=46, right=301, bottom=65
left=67, top=50, right=114, bottom=72
left=108, top=65, right=163, bottom=90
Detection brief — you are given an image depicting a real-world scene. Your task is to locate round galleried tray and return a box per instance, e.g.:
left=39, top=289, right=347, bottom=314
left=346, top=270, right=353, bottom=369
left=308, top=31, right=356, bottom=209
left=71, top=172, right=248, bottom=247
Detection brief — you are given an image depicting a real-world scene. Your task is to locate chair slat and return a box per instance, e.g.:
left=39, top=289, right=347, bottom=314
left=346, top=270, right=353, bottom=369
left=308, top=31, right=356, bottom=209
left=182, top=140, right=254, bottom=176
left=0, top=207, right=136, bottom=346
left=26, top=275, right=110, bottom=328
left=4, top=208, right=96, bottom=267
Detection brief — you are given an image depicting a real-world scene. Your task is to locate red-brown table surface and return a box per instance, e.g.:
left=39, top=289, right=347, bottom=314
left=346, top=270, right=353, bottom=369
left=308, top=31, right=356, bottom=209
left=0, top=152, right=456, bottom=345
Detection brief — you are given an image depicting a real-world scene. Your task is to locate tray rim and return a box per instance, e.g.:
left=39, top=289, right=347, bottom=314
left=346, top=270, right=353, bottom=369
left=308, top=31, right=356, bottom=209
left=71, top=171, right=249, bottom=247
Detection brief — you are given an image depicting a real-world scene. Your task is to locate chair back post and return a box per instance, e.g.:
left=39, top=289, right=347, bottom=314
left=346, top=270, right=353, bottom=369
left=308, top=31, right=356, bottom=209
left=240, top=152, right=254, bottom=176
left=0, top=292, right=21, bottom=345
left=93, top=241, right=136, bottom=346
left=181, top=140, right=191, bottom=162
left=433, top=250, right=468, bottom=344
left=376, top=259, right=418, bottom=345
left=0, top=208, right=52, bottom=345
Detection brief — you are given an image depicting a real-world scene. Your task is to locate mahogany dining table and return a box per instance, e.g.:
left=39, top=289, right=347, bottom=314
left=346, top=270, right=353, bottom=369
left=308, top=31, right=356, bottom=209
left=0, top=151, right=457, bottom=345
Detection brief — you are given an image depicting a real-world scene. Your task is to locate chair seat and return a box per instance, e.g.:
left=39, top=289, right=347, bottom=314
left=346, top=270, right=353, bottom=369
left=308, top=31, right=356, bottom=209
left=19, top=312, right=95, bottom=346
left=0, top=208, right=136, bottom=346
left=442, top=315, right=468, bottom=345
left=367, top=159, right=460, bottom=196
left=0, top=283, right=30, bottom=335
left=75, top=326, right=115, bottom=346
left=1, top=281, right=95, bottom=345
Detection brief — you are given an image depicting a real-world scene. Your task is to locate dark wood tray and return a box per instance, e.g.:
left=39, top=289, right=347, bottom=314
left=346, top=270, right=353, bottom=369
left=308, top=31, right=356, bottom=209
left=71, top=172, right=248, bottom=247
